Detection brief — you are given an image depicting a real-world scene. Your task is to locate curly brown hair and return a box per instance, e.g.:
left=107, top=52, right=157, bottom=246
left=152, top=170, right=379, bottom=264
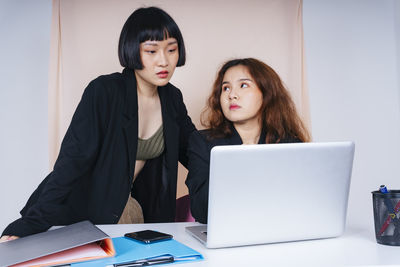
left=201, top=58, right=310, bottom=143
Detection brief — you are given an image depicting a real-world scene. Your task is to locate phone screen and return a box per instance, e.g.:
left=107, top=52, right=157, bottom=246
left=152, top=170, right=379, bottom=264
left=124, top=230, right=173, bottom=243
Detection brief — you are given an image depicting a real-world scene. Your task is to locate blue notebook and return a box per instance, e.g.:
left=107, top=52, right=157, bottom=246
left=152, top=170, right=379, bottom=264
left=71, top=237, right=203, bottom=266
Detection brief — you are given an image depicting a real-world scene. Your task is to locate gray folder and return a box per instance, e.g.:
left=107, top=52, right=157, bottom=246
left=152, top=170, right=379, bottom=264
left=0, top=220, right=114, bottom=267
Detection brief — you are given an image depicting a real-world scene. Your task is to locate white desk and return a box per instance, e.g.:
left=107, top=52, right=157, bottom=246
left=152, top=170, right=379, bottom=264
left=98, top=222, right=399, bottom=267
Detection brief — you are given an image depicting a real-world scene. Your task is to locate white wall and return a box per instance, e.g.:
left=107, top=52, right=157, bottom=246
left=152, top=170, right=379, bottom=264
left=303, top=0, right=400, bottom=230
left=396, top=0, right=400, bottom=108
left=0, top=0, right=52, bottom=232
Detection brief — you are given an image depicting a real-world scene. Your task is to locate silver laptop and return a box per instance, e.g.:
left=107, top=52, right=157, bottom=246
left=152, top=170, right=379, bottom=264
left=186, top=141, right=355, bottom=248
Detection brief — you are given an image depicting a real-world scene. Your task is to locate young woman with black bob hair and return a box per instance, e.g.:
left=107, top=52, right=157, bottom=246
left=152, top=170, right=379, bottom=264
left=1, top=6, right=195, bottom=241
left=186, top=58, right=310, bottom=223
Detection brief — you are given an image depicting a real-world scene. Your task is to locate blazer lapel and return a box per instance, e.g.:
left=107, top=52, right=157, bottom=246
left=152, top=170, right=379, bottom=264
left=227, top=124, right=243, bottom=145
left=158, top=84, right=179, bottom=169
left=122, top=68, right=138, bottom=178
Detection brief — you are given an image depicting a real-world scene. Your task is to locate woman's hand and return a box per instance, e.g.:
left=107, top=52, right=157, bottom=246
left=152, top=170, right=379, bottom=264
left=0, top=235, right=19, bottom=243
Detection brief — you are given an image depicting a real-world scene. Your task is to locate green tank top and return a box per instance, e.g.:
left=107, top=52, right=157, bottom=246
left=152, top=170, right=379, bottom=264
left=136, top=125, right=164, bottom=160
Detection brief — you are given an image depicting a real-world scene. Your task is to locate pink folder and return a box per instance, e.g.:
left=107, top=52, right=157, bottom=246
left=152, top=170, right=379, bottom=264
left=0, top=221, right=115, bottom=267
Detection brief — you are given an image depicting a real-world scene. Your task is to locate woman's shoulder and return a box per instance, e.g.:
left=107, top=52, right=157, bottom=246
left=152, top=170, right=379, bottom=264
left=192, top=129, right=215, bottom=141
left=160, top=82, right=183, bottom=99
left=81, top=71, right=129, bottom=104
left=159, top=83, right=190, bottom=119
left=187, top=130, right=214, bottom=158
left=190, top=129, right=231, bottom=147
left=188, top=130, right=210, bottom=147
left=164, top=82, right=180, bottom=91
left=198, top=129, right=213, bottom=139
left=89, top=72, right=125, bottom=91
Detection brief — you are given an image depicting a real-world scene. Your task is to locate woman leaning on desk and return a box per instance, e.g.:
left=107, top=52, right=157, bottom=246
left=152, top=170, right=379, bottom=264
left=186, top=58, right=311, bottom=224
left=0, top=7, right=196, bottom=242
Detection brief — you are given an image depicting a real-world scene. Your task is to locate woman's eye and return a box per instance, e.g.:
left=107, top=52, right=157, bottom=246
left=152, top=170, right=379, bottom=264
left=168, top=48, right=177, bottom=53
left=241, top=83, right=249, bottom=88
left=222, top=86, right=230, bottom=92
left=145, top=50, right=156, bottom=54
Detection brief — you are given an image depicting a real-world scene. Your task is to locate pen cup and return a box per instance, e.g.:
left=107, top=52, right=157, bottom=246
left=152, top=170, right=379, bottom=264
left=371, top=190, right=400, bottom=246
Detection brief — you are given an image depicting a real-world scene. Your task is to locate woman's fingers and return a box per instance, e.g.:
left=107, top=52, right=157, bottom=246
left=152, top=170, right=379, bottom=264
left=0, top=235, right=19, bottom=243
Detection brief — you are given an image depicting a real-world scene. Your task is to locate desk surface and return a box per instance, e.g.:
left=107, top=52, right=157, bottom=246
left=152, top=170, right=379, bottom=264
left=98, top=222, right=399, bottom=267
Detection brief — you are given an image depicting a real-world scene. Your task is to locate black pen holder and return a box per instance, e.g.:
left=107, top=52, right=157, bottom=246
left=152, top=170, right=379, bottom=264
left=372, top=190, right=400, bottom=246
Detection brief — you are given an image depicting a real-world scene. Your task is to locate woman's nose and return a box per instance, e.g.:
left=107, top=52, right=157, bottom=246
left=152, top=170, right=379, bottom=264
left=157, top=51, right=168, bottom=67
left=228, top=89, right=238, bottom=100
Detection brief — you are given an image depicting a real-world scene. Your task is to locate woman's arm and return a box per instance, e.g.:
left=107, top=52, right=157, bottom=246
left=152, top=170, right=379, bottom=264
left=185, top=131, right=211, bottom=224
left=2, top=79, right=109, bottom=237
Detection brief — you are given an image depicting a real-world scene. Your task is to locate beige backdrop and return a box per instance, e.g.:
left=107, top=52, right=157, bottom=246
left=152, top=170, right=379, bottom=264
left=48, top=0, right=310, bottom=198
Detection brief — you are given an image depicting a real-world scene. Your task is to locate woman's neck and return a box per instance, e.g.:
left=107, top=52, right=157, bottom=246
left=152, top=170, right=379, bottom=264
left=135, top=73, right=158, bottom=97
left=233, top=120, right=262, bottom=145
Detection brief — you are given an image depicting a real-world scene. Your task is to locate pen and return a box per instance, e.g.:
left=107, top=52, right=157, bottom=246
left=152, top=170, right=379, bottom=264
left=378, top=185, right=400, bottom=235
left=112, top=255, right=174, bottom=267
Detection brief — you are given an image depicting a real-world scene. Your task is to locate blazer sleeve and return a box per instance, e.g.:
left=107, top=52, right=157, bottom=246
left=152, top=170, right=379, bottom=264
left=2, top=79, right=108, bottom=237
left=174, top=89, right=196, bottom=168
left=185, top=131, right=211, bottom=224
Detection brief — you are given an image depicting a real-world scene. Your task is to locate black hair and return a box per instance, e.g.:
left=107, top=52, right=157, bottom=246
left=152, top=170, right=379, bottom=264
left=118, top=6, right=186, bottom=69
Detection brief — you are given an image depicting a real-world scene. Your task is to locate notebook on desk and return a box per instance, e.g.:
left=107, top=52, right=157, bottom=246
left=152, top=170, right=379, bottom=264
left=186, top=141, right=355, bottom=248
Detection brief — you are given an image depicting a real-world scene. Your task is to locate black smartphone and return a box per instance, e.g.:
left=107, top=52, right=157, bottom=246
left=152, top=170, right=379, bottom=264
left=124, top=230, right=173, bottom=244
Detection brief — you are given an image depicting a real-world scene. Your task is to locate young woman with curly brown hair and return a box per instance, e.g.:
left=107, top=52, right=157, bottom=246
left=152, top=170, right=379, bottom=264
left=186, top=58, right=310, bottom=223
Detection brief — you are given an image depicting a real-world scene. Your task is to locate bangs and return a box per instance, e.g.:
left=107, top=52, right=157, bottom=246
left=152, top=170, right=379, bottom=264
left=137, top=23, right=179, bottom=43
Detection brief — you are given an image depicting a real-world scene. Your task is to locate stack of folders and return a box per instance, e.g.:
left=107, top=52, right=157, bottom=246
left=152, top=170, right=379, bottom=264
left=0, top=221, right=203, bottom=267
left=0, top=220, right=115, bottom=267
left=71, top=236, right=203, bottom=266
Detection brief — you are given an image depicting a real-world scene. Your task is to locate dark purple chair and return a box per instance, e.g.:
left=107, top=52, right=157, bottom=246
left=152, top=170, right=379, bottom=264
left=175, top=194, right=195, bottom=222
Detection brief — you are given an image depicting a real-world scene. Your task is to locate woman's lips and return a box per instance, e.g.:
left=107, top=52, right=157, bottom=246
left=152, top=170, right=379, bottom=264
left=229, top=104, right=240, bottom=110
left=157, top=71, right=169, bottom=78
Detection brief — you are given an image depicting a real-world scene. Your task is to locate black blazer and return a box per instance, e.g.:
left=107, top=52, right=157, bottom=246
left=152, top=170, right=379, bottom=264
left=185, top=127, right=300, bottom=224
left=3, top=68, right=195, bottom=237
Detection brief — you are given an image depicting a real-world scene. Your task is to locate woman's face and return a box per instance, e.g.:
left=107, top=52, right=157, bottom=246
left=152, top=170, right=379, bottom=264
left=135, top=37, right=179, bottom=88
left=220, top=65, right=263, bottom=126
